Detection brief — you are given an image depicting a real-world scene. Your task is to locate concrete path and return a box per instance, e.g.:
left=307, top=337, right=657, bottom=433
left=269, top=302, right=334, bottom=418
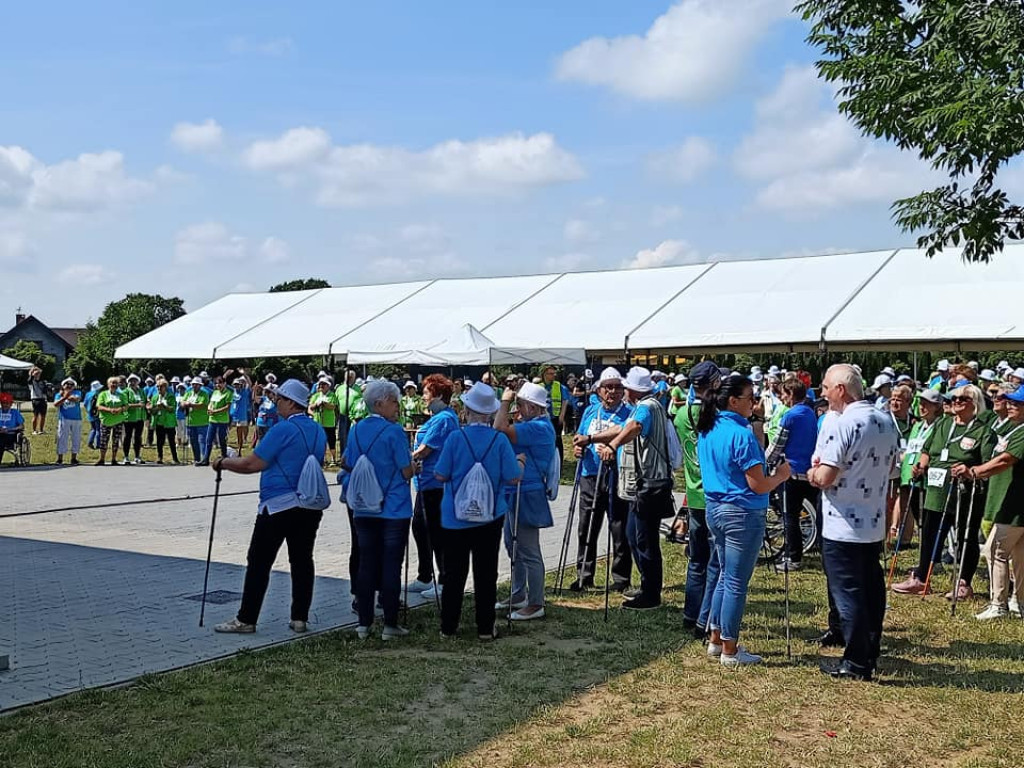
left=0, top=465, right=622, bottom=711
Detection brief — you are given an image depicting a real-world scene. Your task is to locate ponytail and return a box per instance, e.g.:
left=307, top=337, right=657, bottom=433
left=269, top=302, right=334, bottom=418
left=696, top=374, right=752, bottom=434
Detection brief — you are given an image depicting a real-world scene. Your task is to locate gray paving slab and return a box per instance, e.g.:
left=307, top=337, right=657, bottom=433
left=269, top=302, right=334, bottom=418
left=0, top=465, right=635, bottom=711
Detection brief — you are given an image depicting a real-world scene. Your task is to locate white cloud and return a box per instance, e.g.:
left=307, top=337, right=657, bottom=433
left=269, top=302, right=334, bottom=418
left=0, top=231, right=35, bottom=272
left=398, top=223, right=450, bottom=254
left=57, top=264, right=111, bottom=286
left=651, top=205, right=685, bottom=225
left=154, top=164, right=192, bottom=183
left=170, top=119, right=224, bottom=153
left=0, top=146, right=38, bottom=206
left=544, top=252, right=592, bottom=272
left=555, top=0, right=791, bottom=102
left=623, top=239, right=703, bottom=269
left=563, top=219, right=600, bottom=244
left=647, top=137, right=716, bottom=183
left=242, top=128, right=584, bottom=206
left=174, top=222, right=248, bottom=265
left=365, top=252, right=468, bottom=280
left=259, top=236, right=291, bottom=264
left=227, top=36, right=293, bottom=56
left=734, top=65, right=940, bottom=213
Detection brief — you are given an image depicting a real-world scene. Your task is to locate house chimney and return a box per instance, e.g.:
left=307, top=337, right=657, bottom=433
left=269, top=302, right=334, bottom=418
left=15, top=308, right=25, bottom=324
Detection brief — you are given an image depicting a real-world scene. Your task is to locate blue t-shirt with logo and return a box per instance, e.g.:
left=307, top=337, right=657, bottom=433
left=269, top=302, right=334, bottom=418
left=256, top=396, right=278, bottom=428
left=514, top=416, right=556, bottom=493
left=576, top=401, right=633, bottom=477
left=340, top=415, right=412, bottom=520
left=230, top=387, right=252, bottom=422
left=434, top=424, right=519, bottom=530
left=413, top=407, right=459, bottom=491
left=54, top=390, right=83, bottom=421
left=0, top=408, right=25, bottom=431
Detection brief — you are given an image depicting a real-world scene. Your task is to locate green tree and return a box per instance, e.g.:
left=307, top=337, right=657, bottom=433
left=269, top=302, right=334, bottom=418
left=269, top=278, right=330, bottom=293
left=67, top=293, right=186, bottom=381
left=796, top=0, right=1024, bottom=262
left=2, top=340, right=56, bottom=380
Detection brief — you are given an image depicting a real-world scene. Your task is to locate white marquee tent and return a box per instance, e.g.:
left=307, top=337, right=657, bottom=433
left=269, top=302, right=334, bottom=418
left=114, top=245, right=1024, bottom=362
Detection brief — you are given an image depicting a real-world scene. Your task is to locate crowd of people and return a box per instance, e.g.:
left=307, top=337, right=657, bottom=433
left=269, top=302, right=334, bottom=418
left=9, top=355, right=1023, bottom=681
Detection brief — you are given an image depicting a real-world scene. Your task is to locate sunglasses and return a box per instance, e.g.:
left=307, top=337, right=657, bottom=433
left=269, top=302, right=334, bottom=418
left=950, top=396, right=971, bottom=403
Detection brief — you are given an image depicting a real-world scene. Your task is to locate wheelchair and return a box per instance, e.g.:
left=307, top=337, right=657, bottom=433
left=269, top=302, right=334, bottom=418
left=0, top=432, right=31, bottom=467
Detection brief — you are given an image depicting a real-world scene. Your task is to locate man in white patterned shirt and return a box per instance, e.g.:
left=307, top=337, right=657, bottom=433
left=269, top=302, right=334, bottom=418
left=810, top=364, right=900, bottom=681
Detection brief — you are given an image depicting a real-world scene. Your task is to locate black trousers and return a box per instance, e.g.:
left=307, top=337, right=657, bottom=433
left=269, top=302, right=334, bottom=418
left=917, top=481, right=986, bottom=585
left=237, top=507, right=324, bottom=625
left=576, top=471, right=632, bottom=587
left=822, top=538, right=885, bottom=672
left=782, top=478, right=819, bottom=563
left=411, top=488, right=445, bottom=584
left=155, top=426, right=178, bottom=462
left=122, top=420, right=143, bottom=458
left=628, top=487, right=671, bottom=601
left=440, top=518, right=503, bottom=636
left=551, top=416, right=564, bottom=465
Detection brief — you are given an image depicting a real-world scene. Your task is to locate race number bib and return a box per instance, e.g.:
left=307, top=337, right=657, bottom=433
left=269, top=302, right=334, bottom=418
left=906, top=436, right=925, bottom=454
left=927, top=467, right=948, bottom=488
left=995, top=437, right=1010, bottom=455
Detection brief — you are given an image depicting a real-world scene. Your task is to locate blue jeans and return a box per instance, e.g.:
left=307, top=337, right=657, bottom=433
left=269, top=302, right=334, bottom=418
left=188, top=425, right=207, bottom=464
left=204, top=422, right=228, bottom=462
left=353, top=517, right=410, bottom=628
left=87, top=418, right=101, bottom=449
left=683, top=507, right=720, bottom=629
left=822, top=538, right=885, bottom=672
left=707, top=501, right=766, bottom=642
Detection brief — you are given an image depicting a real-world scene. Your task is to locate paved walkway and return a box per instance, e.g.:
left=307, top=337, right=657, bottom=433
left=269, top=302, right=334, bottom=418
left=0, top=465, right=615, bottom=711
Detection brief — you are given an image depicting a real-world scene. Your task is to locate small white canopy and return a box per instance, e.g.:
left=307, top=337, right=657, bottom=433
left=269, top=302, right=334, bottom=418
left=0, top=353, right=34, bottom=371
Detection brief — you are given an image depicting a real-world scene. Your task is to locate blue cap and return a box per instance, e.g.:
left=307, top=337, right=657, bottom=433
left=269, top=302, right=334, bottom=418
left=1005, top=385, right=1024, bottom=404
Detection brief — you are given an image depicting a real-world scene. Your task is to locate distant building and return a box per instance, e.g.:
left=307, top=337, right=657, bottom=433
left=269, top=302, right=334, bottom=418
left=0, top=313, right=85, bottom=379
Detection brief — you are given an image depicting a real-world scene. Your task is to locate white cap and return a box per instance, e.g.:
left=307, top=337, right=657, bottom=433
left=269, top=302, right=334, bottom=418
left=355, top=378, right=365, bottom=386
left=403, top=380, right=416, bottom=390
left=517, top=382, right=548, bottom=408
left=768, top=365, right=780, bottom=375
left=316, top=376, right=332, bottom=387
left=937, top=359, right=950, bottom=372
left=463, top=378, right=473, bottom=387
left=1013, top=368, right=1024, bottom=380
left=751, top=365, right=762, bottom=373
left=872, top=374, right=892, bottom=389
left=598, top=367, right=622, bottom=385
left=171, top=376, right=181, bottom=384
left=968, top=360, right=979, bottom=370
left=674, top=373, right=688, bottom=384
left=998, top=360, right=1011, bottom=370
left=90, top=380, right=102, bottom=391
left=979, top=369, right=997, bottom=382
left=275, top=379, right=310, bottom=409
left=651, top=370, right=665, bottom=379
left=265, top=373, right=277, bottom=383
left=199, top=370, right=209, bottom=379
left=61, top=377, right=77, bottom=387
left=317, top=370, right=328, bottom=378
left=461, top=382, right=500, bottom=414
left=750, top=371, right=764, bottom=383
left=623, top=366, right=653, bottom=393
left=583, top=368, right=594, bottom=379
left=127, top=373, right=140, bottom=382
left=183, top=375, right=192, bottom=384
left=882, top=366, right=896, bottom=378
left=896, top=374, right=913, bottom=383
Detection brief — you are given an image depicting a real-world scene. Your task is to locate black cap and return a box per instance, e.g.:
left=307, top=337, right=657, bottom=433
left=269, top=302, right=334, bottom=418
left=690, top=360, right=721, bottom=389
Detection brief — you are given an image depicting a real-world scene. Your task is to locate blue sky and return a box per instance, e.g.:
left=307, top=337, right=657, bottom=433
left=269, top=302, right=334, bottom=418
left=0, top=1, right=938, bottom=326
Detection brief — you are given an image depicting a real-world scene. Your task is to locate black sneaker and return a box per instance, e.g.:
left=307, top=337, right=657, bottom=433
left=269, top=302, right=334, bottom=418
left=622, top=587, right=643, bottom=600
left=610, top=581, right=631, bottom=593
left=56, top=457, right=63, bottom=465
left=70, top=458, right=79, bottom=465
left=569, top=579, right=593, bottom=593
left=622, top=595, right=661, bottom=610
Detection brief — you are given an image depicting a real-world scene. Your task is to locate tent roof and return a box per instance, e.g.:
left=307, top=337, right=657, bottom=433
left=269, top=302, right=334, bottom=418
left=0, top=353, right=34, bottom=371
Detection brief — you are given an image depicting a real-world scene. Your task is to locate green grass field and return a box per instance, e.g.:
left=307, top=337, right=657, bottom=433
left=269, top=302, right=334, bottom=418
left=2, top=536, right=1022, bottom=768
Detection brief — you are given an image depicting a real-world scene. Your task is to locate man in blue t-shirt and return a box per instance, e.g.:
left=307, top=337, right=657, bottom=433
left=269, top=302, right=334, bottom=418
left=776, top=377, right=820, bottom=569
left=570, top=367, right=634, bottom=592
left=207, top=379, right=328, bottom=635
left=54, top=378, right=83, bottom=465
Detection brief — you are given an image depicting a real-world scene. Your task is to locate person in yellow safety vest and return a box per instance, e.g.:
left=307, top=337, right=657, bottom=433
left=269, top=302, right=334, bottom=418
left=542, top=365, right=568, bottom=465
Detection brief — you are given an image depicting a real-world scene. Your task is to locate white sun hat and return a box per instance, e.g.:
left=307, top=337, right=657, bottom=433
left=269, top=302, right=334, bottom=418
left=461, top=382, right=500, bottom=414
left=517, top=382, right=548, bottom=408
left=623, top=366, right=653, bottom=393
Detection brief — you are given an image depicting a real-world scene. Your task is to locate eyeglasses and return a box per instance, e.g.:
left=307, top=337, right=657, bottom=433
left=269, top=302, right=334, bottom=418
left=950, top=396, right=971, bottom=403
left=732, top=394, right=756, bottom=402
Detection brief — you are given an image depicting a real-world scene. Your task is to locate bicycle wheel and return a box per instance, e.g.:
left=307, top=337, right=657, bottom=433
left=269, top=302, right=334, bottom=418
left=800, top=497, right=818, bottom=554
left=17, top=437, right=30, bottom=467
left=760, top=503, right=785, bottom=563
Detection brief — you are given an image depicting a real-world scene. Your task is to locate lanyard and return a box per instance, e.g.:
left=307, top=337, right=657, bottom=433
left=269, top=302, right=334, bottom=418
left=993, top=417, right=1009, bottom=431
left=999, top=422, right=1024, bottom=443
left=944, top=418, right=975, bottom=448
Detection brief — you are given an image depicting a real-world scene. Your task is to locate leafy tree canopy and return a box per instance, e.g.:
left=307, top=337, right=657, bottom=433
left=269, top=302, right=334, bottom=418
left=269, top=278, right=330, bottom=293
left=2, top=340, right=56, bottom=380
left=796, top=0, right=1024, bottom=262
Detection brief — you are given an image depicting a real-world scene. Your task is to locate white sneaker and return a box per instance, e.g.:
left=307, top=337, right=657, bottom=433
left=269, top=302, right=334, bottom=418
left=420, top=584, right=442, bottom=600
left=1010, top=595, right=1021, bottom=616
left=213, top=618, right=255, bottom=634
left=495, top=598, right=528, bottom=611
left=510, top=606, right=545, bottom=621
left=382, top=625, right=410, bottom=641
left=409, top=579, right=433, bottom=592
left=975, top=604, right=1009, bottom=621
left=707, top=641, right=723, bottom=658
left=355, top=625, right=371, bottom=640
left=289, top=620, right=308, bottom=633
left=721, top=645, right=762, bottom=667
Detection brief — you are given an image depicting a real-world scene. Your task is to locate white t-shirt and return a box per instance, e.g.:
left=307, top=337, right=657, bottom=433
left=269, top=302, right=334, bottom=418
left=813, top=402, right=900, bottom=544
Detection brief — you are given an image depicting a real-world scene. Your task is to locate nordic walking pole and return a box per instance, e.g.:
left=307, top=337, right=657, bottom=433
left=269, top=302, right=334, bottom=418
left=888, top=485, right=917, bottom=588
left=199, top=468, right=223, bottom=627
left=418, top=495, right=441, bottom=610
left=575, top=461, right=606, bottom=590
left=403, top=525, right=411, bottom=624
left=604, top=465, right=615, bottom=622
left=508, top=479, right=522, bottom=631
left=780, top=480, right=792, bottom=661
left=555, top=460, right=583, bottom=595
left=923, top=481, right=957, bottom=597
left=951, top=479, right=976, bottom=617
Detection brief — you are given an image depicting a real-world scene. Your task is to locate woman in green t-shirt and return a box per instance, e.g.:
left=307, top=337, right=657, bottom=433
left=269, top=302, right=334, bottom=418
left=400, top=381, right=423, bottom=428
left=150, top=378, right=180, bottom=464
left=309, top=378, right=339, bottom=465
left=183, top=380, right=210, bottom=466
left=121, top=373, right=146, bottom=465
left=953, top=386, right=1024, bottom=619
left=894, top=384, right=989, bottom=599
left=95, top=376, right=127, bottom=466
left=205, top=376, right=233, bottom=465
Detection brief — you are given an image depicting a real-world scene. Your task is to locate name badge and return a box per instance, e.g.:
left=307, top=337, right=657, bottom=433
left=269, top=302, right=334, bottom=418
left=940, top=448, right=949, bottom=462
left=900, top=438, right=908, bottom=450
left=927, top=467, right=948, bottom=488
left=996, top=437, right=1010, bottom=454
left=907, top=437, right=925, bottom=454
left=959, top=437, right=977, bottom=451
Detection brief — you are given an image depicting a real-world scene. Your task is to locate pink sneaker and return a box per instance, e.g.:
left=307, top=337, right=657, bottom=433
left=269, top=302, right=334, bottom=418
left=892, top=574, right=926, bottom=595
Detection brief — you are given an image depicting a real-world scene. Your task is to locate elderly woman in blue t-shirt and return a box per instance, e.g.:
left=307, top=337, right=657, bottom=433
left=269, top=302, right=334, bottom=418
left=341, top=379, right=417, bottom=641
left=434, top=382, right=521, bottom=640
left=494, top=381, right=556, bottom=621
left=696, top=374, right=790, bottom=667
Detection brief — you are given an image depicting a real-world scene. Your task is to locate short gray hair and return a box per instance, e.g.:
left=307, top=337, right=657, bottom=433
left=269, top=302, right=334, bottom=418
left=464, top=408, right=493, bottom=425
left=362, top=379, right=400, bottom=410
left=826, top=364, right=864, bottom=400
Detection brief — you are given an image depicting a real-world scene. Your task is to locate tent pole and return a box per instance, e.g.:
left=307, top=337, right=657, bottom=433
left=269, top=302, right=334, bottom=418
left=913, top=352, right=918, bottom=381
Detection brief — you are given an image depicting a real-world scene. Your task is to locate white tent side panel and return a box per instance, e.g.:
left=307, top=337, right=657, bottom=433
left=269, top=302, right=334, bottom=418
left=825, top=246, right=1024, bottom=349
left=482, top=264, right=711, bottom=352
left=114, top=291, right=320, bottom=360
left=214, top=281, right=431, bottom=359
left=628, top=250, right=895, bottom=352
left=0, top=353, right=34, bottom=371
left=333, top=274, right=560, bottom=356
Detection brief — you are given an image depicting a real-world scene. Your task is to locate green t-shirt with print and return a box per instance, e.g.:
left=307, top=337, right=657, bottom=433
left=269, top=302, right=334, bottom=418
left=334, top=384, right=363, bottom=420
left=400, top=394, right=422, bottom=425
left=921, top=415, right=990, bottom=511
left=673, top=402, right=705, bottom=510
left=310, top=390, right=339, bottom=429
left=97, top=390, right=127, bottom=427
left=983, top=421, right=1024, bottom=527
left=149, top=391, right=178, bottom=429
left=207, top=388, right=232, bottom=424
left=123, top=387, right=145, bottom=422
left=900, top=418, right=935, bottom=486
left=184, top=389, right=210, bottom=427
left=767, top=403, right=790, bottom=445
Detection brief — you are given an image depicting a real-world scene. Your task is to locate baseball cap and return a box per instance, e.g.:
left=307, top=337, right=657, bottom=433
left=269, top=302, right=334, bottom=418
left=689, top=361, right=720, bottom=389
left=872, top=374, right=892, bottom=389
left=919, top=389, right=943, bottom=405
left=1005, top=386, right=1024, bottom=404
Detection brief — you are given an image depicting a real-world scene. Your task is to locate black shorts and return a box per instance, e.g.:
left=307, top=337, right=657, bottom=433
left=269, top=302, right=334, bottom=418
left=323, top=425, right=337, bottom=450
left=32, top=399, right=47, bottom=416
